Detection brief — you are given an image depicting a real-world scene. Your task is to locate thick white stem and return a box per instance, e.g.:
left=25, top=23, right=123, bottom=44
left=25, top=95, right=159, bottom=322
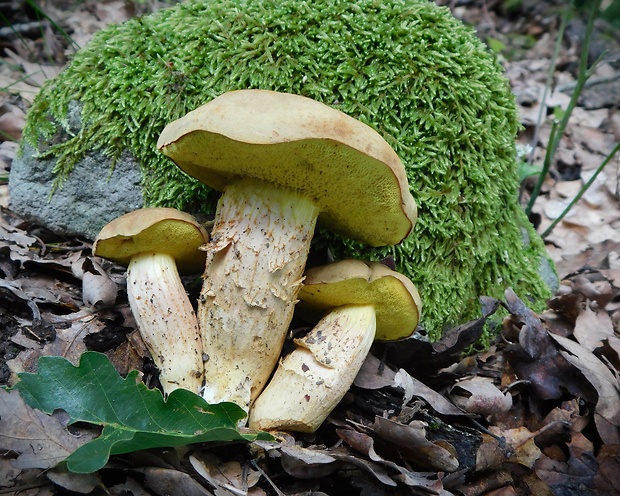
left=249, top=304, right=376, bottom=432
left=127, top=252, right=204, bottom=396
left=199, top=179, right=319, bottom=413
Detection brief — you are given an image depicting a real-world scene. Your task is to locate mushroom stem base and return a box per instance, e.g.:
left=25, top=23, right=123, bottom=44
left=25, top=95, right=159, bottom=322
left=249, top=304, right=376, bottom=432
left=199, top=178, right=319, bottom=413
left=127, top=252, right=204, bottom=396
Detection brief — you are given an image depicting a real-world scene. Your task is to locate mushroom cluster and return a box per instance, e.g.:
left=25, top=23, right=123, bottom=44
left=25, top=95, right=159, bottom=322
left=95, top=90, right=421, bottom=431
left=157, top=89, right=418, bottom=415
left=250, top=259, right=422, bottom=432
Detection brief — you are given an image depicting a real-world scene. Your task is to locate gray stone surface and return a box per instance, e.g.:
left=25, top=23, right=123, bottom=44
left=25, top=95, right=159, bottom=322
left=9, top=146, right=144, bottom=240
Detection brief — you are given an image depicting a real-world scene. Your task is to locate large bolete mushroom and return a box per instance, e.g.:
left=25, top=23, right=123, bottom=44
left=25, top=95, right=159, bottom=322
left=93, top=207, right=209, bottom=396
left=157, top=89, right=417, bottom=412
left=249, top=259, right=422, bottom=432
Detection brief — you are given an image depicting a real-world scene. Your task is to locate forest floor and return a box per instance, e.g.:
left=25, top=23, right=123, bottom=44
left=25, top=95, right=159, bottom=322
left=1, top=0, right=620, bottom=495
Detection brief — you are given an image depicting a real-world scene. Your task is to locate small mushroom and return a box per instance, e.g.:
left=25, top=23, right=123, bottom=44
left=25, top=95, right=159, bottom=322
left=157, top=89, right=417, bottom=413
left=93, top=208, right=209, bottom=396
left=249, top=259, right=421, bottom=432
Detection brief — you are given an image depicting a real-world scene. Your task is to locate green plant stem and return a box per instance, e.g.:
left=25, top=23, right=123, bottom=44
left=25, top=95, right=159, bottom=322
left=526, top=0, right=602, bottom=216
left=526, top=8, right=568, bottom=169
left=542, top=141, right=620, bottom=238
left=526, top=120, right=558, bottom=214
left=26, top=0, right=80, bottom=51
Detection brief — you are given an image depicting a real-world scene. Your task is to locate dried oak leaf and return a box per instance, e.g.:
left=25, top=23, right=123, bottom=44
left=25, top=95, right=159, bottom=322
left=45, top=467, right=102, bottom=495
left=573, top=304, right=619, bottom=358
left=258, top=437, right=400, bottom=488
left=0, top=388, right=96, bottom=470
left=503, top=289, right=595, bottom=402
left=349, top=416, right=459, bottom=473
left=593, top=444, right=620, bottom=495
left=7, top=309, right=99, bottom=384
left=336, top=428, right=444, bottom=492
left=474, top=433, right=505, bottom=472
left=448, top=377, right=512, bottom=416
left=73, top=257, right=119, bottom=308
left=488, top=426, right=542, bottom=469
left=0, top=457, right=55, bottom=494
left=0, top=220, right=38, bottom=256
left=136, top=466, right=215, bottom=496
left=548, top=333, right=620, bottom=428
left=277, top=445, right=341, bottom=479
left=0, top=102, right=25, bottom=141
left=534, top=432, right=599, bottom=494
left=533, top=400, right=585, bottom=450
left=354, top=353, right=468, bottom=417
left=4, top=49, right=63, bottom=88
left=570, top=275, right=614, bottom=309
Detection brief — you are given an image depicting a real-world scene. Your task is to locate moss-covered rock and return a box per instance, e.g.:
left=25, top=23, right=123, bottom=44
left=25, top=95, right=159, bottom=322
left=20, top=0, right=554, bottom=339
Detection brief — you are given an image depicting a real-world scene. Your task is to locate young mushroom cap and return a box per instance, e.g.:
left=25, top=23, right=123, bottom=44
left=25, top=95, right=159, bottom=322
left=249, top=259, right=421, bottom=432
left=298, top=259, right=422, bottom=341
left=93, top=208, right=209, bottom=396
left=94, top=208, right=209, bottom=274
left=157, top=90, right=417, bottom=414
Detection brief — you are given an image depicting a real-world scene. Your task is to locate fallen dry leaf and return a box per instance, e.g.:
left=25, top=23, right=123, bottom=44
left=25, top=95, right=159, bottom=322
left=276, top=445, right=341, bottom=480
left=449, top=377, right=512, bottom=416
left=137, top=466, right=215, bottom=496
left=534, top=431, right=599, bottom=493
left=7, top=309, right=102, bottom=384
left=0, top=388, right=95, bottom=470
left=3, top=49, right=63, bottom=88
left=45, top=467, right=101, bottom=495
left=457, top=469, right=517, bottom=496
left=0, top=458, right=55, bottom=495
left=351, top=416, right=459, bottom=473
left=77, top=257, right=118, bottom=308
left=504, top=289, right=595, bottom=402
left=354, top=353, right=468, bottom=417
left=189, top=451, right=262, bottom=495
left=335, top=428, right=444, bottom=492
left=573, top=304, right=616, bottom=353
left=593, top=444, right=620, bottom=494
left=385, top=297, right=500, bottom=376
left=0, top=72, right=40, bottom=102
left=548, top=333, right=620, bottom=427
left=489, top=426, right=542, bottom=469
left=474, top=433, right=506, bottom=472
left=0, top=102, right=26, bottom=141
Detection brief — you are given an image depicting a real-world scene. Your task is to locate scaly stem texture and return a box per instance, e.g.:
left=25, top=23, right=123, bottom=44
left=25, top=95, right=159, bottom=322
left=250, top=304, right=376, bottom=432
left=127, top=252, right=204, bottom=396
left=199, top=179, right=319, bottom=413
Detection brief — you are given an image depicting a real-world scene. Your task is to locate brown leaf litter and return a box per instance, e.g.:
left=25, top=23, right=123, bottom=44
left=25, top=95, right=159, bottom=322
left=1, top=1, right=620, bottom=494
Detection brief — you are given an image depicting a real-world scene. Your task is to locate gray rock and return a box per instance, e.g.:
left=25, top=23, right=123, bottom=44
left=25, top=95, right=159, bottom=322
left=9, top=146, right=144, bottom=240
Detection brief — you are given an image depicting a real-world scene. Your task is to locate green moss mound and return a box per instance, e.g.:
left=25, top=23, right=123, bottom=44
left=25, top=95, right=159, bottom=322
left=23, top=0, right=553, bottom=339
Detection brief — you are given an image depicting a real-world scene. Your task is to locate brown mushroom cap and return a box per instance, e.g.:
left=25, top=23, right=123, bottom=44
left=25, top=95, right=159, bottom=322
left=157, top=89, right=417, bottom=247
left=297, top=259, right=422, bottom=341
left=93, top=208, right=209, bottom=274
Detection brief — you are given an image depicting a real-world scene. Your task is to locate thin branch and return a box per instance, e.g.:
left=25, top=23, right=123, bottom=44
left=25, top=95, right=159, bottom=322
left=542, top=141, right=620, bottom=238
left=526, top=0, right=603, bottom=217
left=556, top=73, right=620, bottom=92
left=526, top=8, right=569, bottom=168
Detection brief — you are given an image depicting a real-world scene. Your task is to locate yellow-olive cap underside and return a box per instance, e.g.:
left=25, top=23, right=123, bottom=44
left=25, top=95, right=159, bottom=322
left=157, top=90, right=417, bottom=247
left=93, top=208, right=209, bottom=274
left=298, top=260, right=422, bottom=341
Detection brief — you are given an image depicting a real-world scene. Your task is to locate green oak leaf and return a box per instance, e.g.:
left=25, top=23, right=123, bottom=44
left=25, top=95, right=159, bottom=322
left=13, top=352, right=272, bottom=474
